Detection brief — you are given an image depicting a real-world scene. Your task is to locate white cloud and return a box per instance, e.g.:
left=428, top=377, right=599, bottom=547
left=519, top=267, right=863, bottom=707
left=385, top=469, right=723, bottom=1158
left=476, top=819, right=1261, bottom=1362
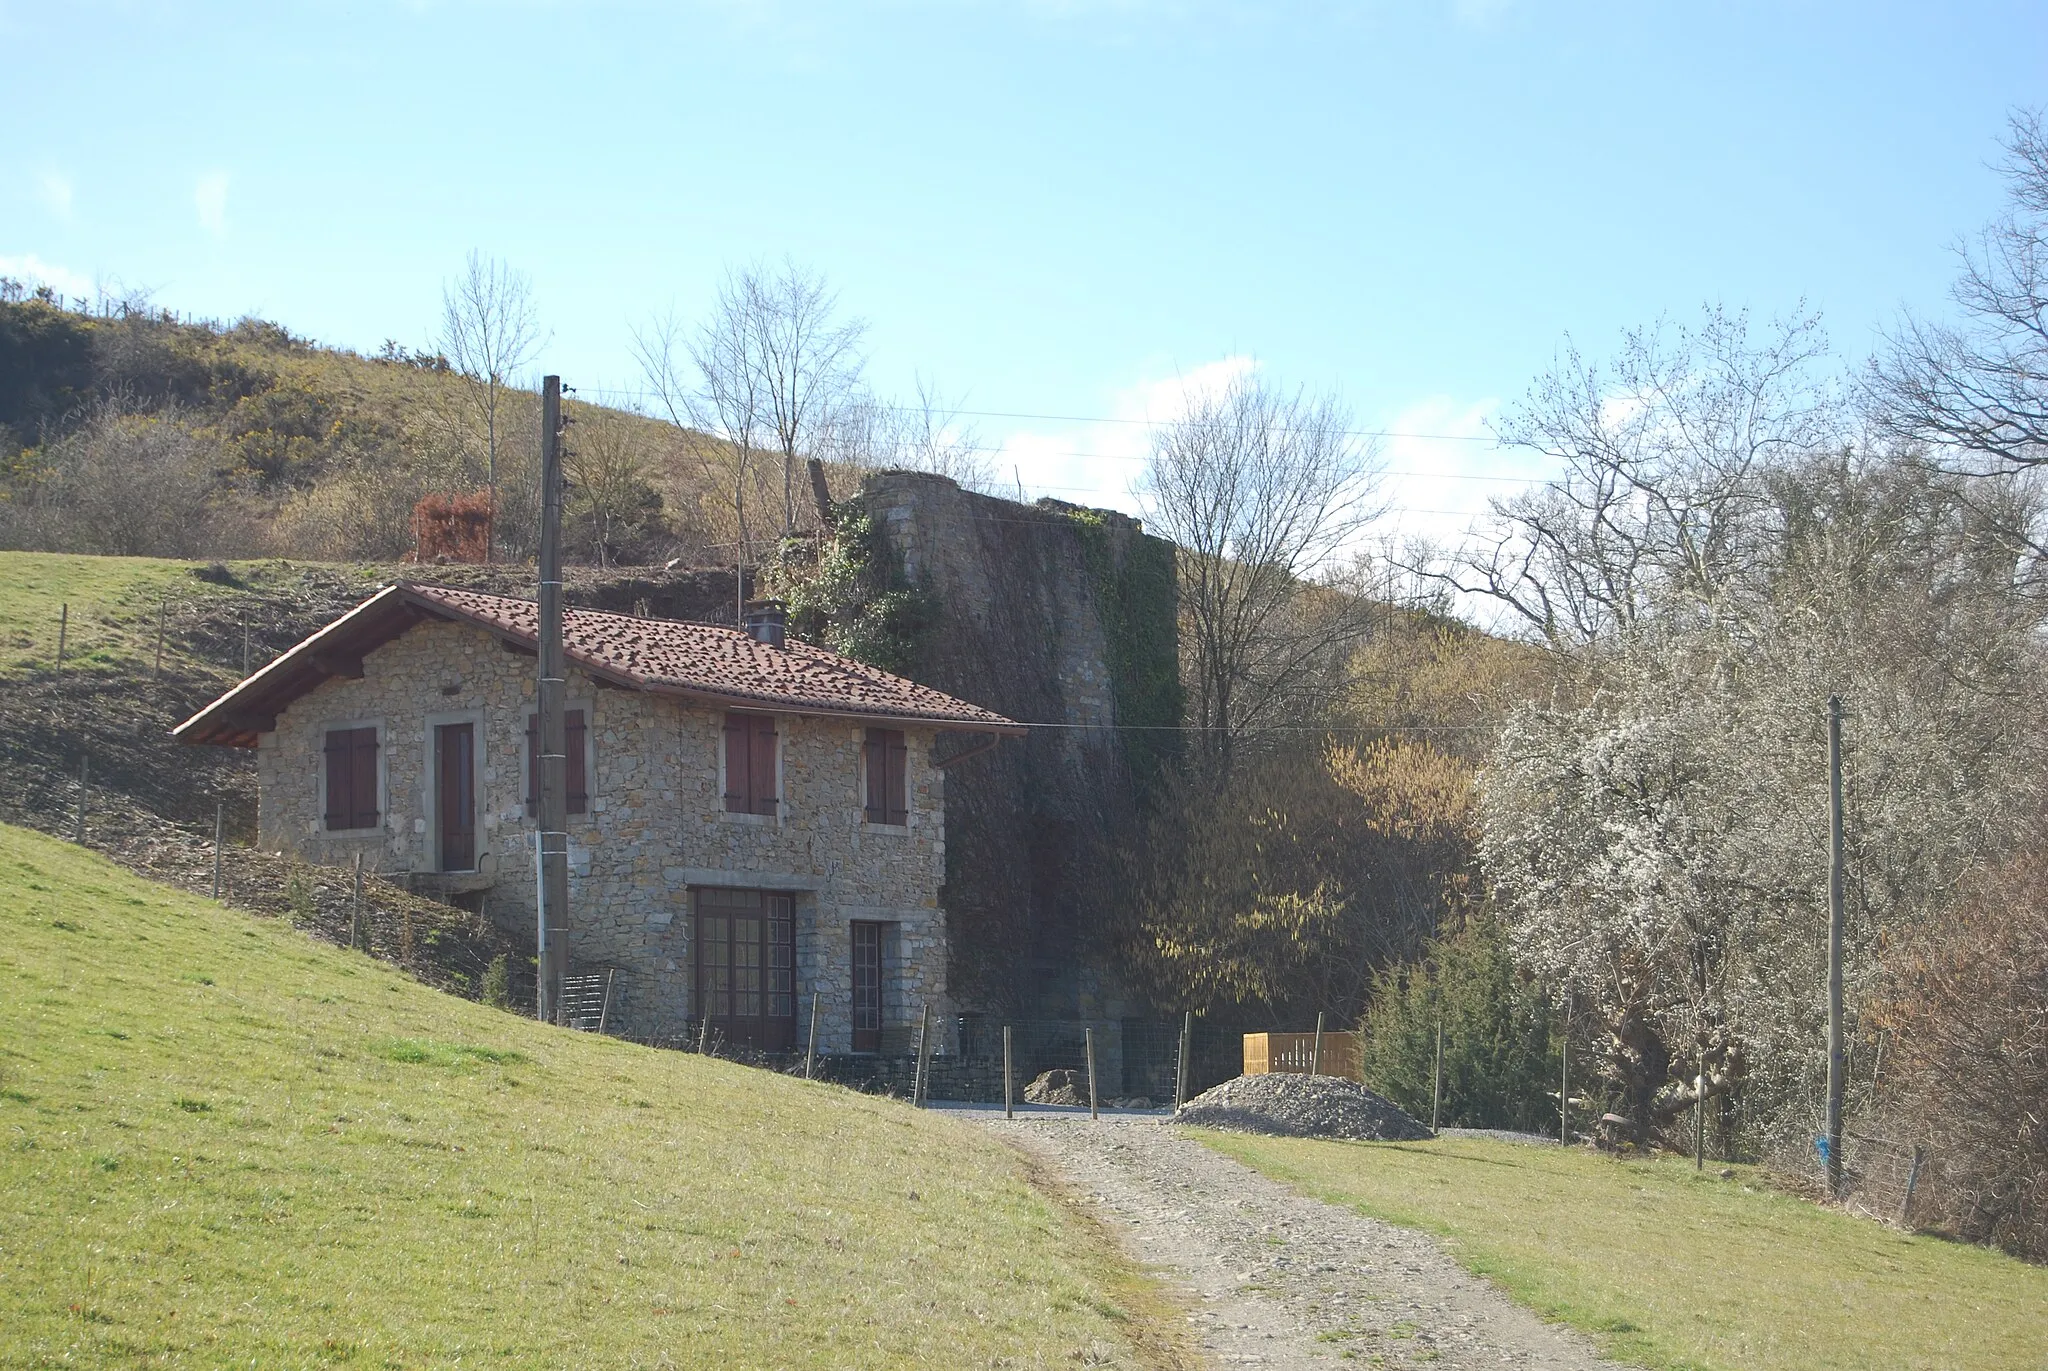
left=0, top=253, right=93, bottom=299
left=994, top=354, right=1259, bottom=515
left=35, top=172, right=73, bottom=219
left=194, top=170, right=230, bottom=235
left=1450, top=0, right=1515, bottom=31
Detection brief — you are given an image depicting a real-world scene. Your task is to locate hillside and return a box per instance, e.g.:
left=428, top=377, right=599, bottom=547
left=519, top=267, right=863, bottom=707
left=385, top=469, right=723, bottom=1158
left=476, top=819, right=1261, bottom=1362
left=0, top=296, right=839, bottom=569
left=0, top=822, right=1178, bottom=1368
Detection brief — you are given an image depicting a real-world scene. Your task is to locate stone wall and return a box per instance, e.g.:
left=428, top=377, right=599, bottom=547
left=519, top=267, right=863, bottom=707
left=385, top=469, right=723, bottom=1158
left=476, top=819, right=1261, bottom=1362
left=860, top=473, right=1181, bottom=1021
left=256, top=615, right=951, bottom=1047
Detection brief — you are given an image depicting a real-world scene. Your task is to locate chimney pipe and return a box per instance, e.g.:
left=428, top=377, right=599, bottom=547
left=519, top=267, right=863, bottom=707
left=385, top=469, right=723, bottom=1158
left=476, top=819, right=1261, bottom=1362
left=744, top=598, right=787, bottom=649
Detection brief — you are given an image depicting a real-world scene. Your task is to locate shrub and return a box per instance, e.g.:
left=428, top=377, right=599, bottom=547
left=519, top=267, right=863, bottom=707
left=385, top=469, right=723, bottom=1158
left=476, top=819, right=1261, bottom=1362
left=481, top=954, right=512, bottom=1011
left=1873, top=835, right=2048, bottom=1261
left=1358, top=909, right=1560, bottom=1134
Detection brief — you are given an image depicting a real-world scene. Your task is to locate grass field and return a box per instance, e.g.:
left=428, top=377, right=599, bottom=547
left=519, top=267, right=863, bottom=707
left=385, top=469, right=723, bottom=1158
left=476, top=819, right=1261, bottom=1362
left=1199, top=1130, right=2047, bottom=1371
left=0, top=552, right=385, bottom=680
left=0, top=823, right=1176, bottom=1369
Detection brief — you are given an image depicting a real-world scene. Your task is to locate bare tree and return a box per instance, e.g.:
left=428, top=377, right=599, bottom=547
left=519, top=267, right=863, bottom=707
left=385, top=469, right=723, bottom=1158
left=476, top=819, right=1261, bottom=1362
left=633, top=298, right=764, bottom=571
left=820, top=376, right=994, bottom=491
left=742, top=262, right=867, bottom=535
left=1139, top=373, right=1384, bottom=774
left=438, top=251, right=541, bottom=561
left=1430, top=307, right=1840, bottom=648
left=1871, top=110, right=2048, bottom=471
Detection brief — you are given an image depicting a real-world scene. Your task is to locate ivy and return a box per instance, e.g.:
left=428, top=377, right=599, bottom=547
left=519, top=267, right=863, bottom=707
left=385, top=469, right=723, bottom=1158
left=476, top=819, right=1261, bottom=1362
left=776, top=496, right=935, bottom=676
left=1064, top=508, right=1183, bottom=793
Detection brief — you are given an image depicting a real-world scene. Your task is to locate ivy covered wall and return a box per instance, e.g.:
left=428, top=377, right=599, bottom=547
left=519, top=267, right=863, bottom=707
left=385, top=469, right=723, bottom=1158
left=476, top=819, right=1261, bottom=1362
left=795, top=472, right=1182, bottom=1019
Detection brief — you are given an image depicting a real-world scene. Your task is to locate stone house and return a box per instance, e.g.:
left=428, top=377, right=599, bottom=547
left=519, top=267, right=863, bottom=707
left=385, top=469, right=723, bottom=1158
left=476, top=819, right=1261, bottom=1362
left=173, top=582, right=1023, bottom=1051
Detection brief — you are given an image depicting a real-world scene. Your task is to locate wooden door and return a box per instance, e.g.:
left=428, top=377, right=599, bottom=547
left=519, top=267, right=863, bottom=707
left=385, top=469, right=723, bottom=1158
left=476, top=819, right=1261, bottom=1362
left=696, top=889, right=795, bottom=1050
left=435, top=722, right=475, bottom=872
left=851, top=921, right=883, bottom=1053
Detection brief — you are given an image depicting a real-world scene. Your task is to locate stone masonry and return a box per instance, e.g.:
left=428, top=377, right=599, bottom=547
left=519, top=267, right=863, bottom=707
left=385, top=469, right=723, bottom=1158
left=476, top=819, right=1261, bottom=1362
left=255, top=617, right=950, bottom=1048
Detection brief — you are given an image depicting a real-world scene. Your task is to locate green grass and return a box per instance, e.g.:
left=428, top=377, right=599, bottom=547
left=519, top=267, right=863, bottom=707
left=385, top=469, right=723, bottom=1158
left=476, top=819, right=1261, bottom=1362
left=0, top=822, right=1170, bottom=1369
left=1196, top=1129, right=2048, bottom=1371
left=0, top=552, right=209, bottom=677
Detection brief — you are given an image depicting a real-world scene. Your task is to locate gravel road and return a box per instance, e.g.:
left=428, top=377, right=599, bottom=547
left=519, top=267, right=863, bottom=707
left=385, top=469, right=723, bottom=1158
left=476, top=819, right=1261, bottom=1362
left=967, top=1109, right=1623, bottom=1370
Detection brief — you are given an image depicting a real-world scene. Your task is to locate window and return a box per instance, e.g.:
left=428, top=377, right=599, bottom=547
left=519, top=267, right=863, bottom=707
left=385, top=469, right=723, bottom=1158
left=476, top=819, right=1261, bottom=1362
left=695, top=888, right=796, bottom=1049
left=851, top=920, right=884, bottom=1053
left=525, top=709, right=588, bottom=815
left=322, top=726, right=379, bottom=831
left=723, top=712, right=779, bottom=816
left=864, top=727, right=907, bottom=825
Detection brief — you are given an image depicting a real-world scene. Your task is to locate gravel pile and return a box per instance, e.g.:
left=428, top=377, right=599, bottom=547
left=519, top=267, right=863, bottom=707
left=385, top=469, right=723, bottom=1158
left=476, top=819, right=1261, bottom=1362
left=1175, top=1073, right=1432, bottom=1142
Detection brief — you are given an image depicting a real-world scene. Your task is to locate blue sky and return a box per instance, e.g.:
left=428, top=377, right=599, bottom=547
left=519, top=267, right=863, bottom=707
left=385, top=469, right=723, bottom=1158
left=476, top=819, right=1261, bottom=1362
left=3, top=1, right=2044, bottom=535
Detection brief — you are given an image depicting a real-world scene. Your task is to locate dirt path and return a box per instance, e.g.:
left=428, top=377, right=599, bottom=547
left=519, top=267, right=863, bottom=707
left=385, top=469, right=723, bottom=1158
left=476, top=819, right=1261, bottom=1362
left=969, top=1110, right=1624, bottom=1371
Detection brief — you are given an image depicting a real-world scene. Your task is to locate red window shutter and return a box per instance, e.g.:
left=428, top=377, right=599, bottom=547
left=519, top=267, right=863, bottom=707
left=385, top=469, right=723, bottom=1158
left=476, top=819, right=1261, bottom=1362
left=885, top=731, right=908, bottom=825
left=566, top=709, right=588, bottom=815
left=351, top=728, right=379, bottom=827
left=864, top=729, right=886, bottom=823
left=723, top=714, right=751, bottom=813
left=750, top=715, right=778, bottom=816
left=324, top=730, right=352, bottom=830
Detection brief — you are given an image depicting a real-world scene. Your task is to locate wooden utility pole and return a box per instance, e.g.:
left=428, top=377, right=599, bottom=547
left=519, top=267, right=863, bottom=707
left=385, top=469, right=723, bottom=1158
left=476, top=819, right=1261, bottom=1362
left=1826, top=695, right=1846, bottom=1197
left=535, top=375, right=571, bottom=1025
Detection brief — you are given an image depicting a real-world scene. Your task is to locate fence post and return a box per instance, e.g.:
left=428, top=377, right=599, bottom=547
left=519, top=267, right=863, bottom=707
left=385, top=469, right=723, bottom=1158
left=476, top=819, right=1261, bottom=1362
left=804, top=992, right=820, bottom=1080
left=211, top=802, right=224, bottom=900
left=1003, top=1023, right=1014, bottom=1120
left=153, top=598, right=167, bottom=681
left=57, top=603, right=67, bottom=667
left=1560, top=991, right=1571, bottom=1144
left=1900, top=1145, right=1926, bottom=1225
left=1431, top=1020, right=1444, bottom=1133
left=350, top=852, right=364, bottom=949
left=1695, top=1073, right=1706, bottom=1171
left=598, top=969, right=615, bottom=1034
left=1312, top=1011, right=1326, bottom=1077
left=1085, top=1026, right=1099, bottom=1121
left=1176, top=1011, right=1192, bottom=1110
left=913, top=1002, right=934, bottom=1107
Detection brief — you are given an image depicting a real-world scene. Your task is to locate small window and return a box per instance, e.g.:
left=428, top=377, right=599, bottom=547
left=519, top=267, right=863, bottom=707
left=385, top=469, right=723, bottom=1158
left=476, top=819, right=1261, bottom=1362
left=723, top=712, right=779, bottom=816
left=864, top=727, right=907, bottom=825
left=322, top=726, right=379, bottom=831
left=525, top=709, right=588, bottom=815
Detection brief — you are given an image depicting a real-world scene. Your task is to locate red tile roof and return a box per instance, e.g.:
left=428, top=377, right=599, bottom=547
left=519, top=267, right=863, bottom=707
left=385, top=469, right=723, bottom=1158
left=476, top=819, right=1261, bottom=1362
left=173, top=582, right=1022, bottom=748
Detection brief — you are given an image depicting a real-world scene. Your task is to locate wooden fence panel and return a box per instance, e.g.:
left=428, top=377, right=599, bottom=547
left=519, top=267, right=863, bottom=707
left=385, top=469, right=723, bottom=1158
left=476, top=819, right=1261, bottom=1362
left=1242, top=1031, right=1361, bottom=1079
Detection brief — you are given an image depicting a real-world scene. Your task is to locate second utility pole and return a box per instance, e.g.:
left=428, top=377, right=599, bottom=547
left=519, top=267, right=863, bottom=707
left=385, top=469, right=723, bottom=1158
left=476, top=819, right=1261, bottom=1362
left=535, top=375, right=571, bottom=1024
left=1825, top=695, right=1846, bottom=1197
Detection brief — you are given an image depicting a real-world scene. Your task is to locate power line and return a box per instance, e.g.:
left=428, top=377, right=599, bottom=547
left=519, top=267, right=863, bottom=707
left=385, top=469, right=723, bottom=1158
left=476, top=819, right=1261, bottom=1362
left=575, top=383, right=1503, bottom=448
